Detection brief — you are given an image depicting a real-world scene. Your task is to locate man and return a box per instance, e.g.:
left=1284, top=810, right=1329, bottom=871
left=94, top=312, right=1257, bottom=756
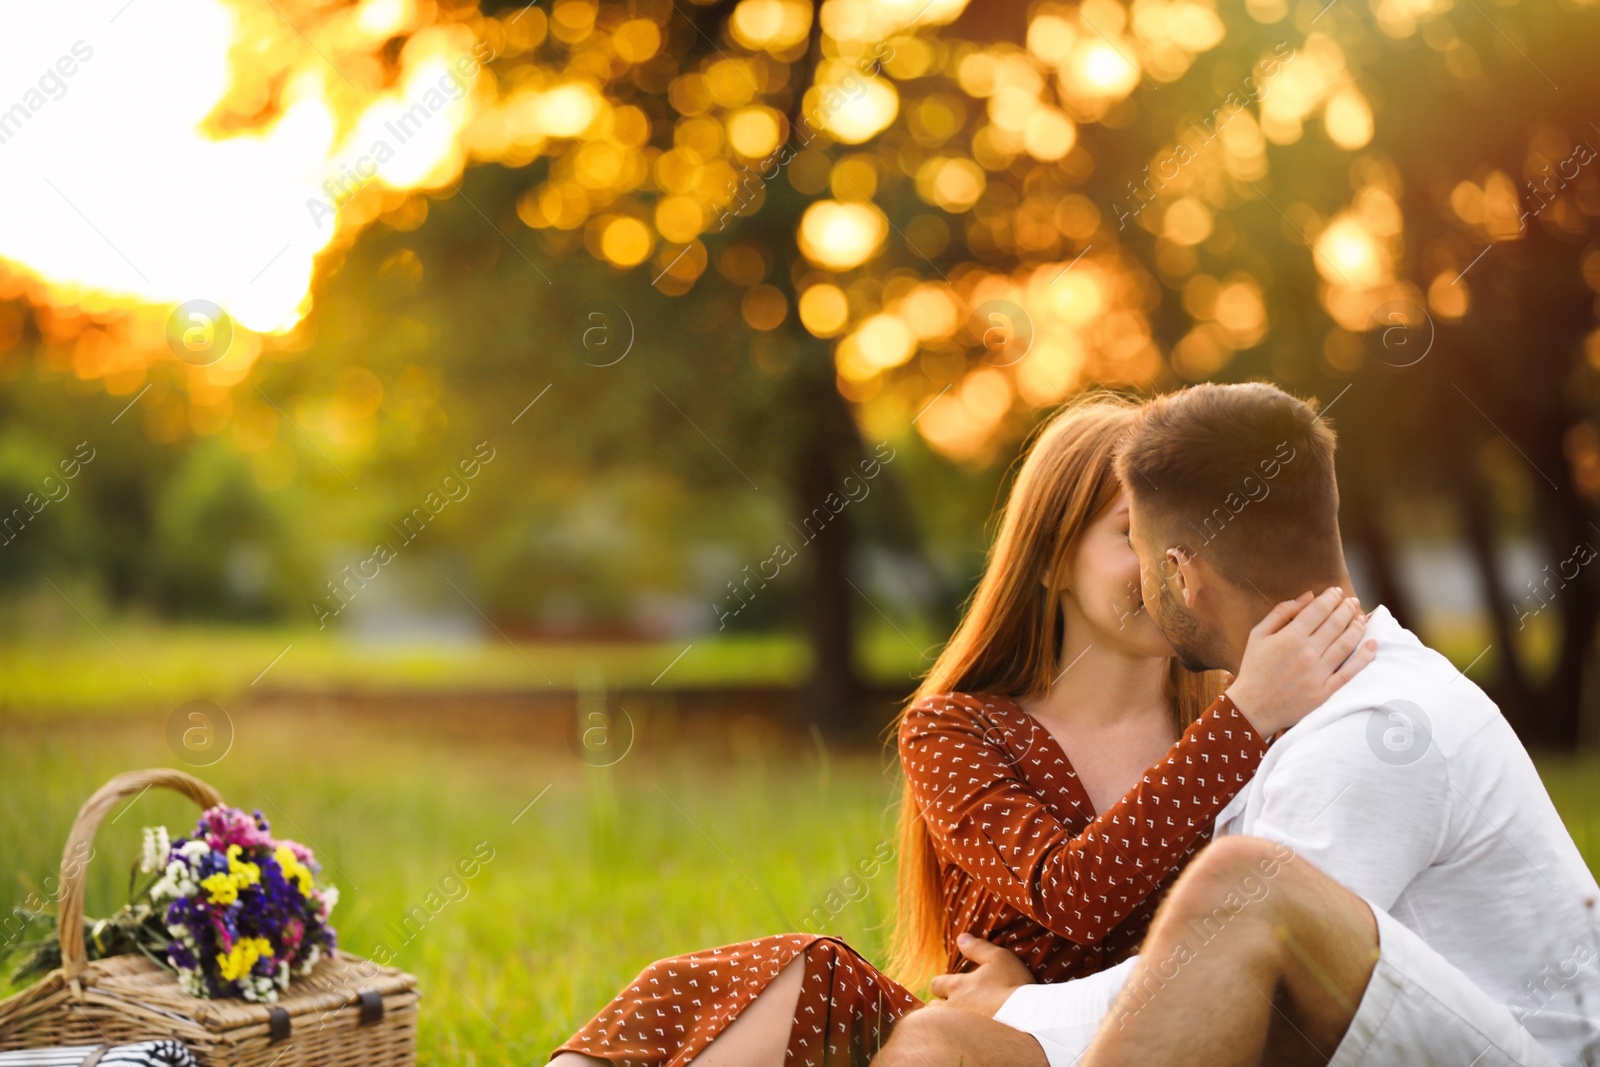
left=872, top=382, right=1600, bottom=1067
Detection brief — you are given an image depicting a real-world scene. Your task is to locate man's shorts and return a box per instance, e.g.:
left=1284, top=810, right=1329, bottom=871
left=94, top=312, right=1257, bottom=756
left=1330, top=899, right=1557, bottom=1067
left=991, top=899, right=1557, bottom=1067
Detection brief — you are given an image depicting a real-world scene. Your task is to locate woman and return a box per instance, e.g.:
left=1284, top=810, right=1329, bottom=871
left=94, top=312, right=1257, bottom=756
left=549, top=395, right=1371, bottom=1067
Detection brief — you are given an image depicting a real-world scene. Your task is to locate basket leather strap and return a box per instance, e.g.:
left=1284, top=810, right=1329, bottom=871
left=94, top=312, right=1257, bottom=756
left=267, top=1006, right=291, bottom=1044
left=358, top=989, right=384, bottom=1025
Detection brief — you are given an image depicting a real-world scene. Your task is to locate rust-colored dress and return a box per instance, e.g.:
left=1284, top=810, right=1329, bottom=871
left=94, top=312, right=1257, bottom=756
left=549, top=691, right=1267, bottom=1067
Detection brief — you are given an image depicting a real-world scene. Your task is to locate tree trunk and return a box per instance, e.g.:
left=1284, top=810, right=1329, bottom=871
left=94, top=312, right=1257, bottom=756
left=790, top=348, right=864, bottom=735
left=1516, top=253, right=1596, bottom=750
left=1344, top=476, right=1418, bottom=631
left=1534, top=481, right=1596, bottom=748
left=1446, top=437, right=1538, bottom=734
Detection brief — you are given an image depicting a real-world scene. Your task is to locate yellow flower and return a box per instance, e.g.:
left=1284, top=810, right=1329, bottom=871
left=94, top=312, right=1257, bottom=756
left=200, top=872, right=240, bottom=905
left=274, top=843, right=314, bottom=897
left=216, top=936, right=274, bottom=983
left=201, top=845, right=264, bottom=905
left=227, top=844, right=262, bottom=887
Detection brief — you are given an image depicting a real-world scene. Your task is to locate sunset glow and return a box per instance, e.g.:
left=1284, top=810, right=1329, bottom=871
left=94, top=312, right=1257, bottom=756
left=0, top=0, right=483, bottom=340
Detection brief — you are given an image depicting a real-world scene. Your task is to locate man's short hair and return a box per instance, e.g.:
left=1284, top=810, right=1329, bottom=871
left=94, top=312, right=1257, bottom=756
left=1115, top=382, right=1342, bottom=597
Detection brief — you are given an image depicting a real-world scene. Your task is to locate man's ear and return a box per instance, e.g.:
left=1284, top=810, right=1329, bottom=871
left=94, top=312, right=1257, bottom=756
left=1167, top=545, right=1203, bottom=608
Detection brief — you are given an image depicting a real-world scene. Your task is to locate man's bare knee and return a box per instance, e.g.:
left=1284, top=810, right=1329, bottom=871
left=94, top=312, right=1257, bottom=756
left=1185, top=836, right=1293, bottom=890
left=1128, top=835, right=1312, bottom=989
left=1161, top=837, right=1296, bottom=927
left=1149, top=835, right=1379, bottom=1058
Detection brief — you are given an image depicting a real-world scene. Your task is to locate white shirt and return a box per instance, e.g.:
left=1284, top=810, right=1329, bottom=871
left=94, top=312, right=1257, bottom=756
left=995, top=605, right=1600, bottom=1067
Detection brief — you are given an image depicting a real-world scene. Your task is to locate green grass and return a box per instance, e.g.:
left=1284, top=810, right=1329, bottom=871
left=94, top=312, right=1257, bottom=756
left=0, top=708, right=906, bottom=1064
left=0, top=621, right=947, bottom=715
left=3, top=710, right=1598, bottom=1065
left=0, top=626, right=809, bottom=714
left=1531, top=752, right=1600, bottom=873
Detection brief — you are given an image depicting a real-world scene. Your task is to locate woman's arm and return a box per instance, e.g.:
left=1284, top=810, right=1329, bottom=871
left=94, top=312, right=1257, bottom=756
left=901, top=590, right=1376, bottom=946
left=900, top=691, right=1265, bottom=945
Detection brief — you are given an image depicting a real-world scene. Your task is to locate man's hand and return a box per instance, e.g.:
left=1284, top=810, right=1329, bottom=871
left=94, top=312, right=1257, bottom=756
left=927, top=933, right=1036, bottom=1017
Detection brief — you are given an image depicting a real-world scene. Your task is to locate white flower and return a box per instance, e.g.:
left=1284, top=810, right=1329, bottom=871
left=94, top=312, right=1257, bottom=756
left=178, top=840, right=210, bottom=860
left=140, top=826, right=170, bottom=874
left=242, top=974, right=279, bottom=1003
left=178, top=968, right=206, bottom=998
left=151, top=858, right=198, bottom=902
left=318, top=886, right=339, bottom=916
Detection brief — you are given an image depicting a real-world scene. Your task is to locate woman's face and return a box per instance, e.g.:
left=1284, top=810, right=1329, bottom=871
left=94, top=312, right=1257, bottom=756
left=1059, top=490, right=1176, bottom=658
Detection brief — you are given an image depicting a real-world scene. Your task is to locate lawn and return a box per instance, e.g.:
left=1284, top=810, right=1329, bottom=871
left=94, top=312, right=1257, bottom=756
left=4, top=701, right=1599, bottom=1065
left=0, top=627, right=805, bottom=713
left=0, top=704, right=906, bottom=1064
left=0, top=623, right=945, bottom=715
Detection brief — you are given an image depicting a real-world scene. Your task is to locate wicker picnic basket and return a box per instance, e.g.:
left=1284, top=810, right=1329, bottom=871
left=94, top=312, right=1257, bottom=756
left=0, top=769, right=419, bottom=1066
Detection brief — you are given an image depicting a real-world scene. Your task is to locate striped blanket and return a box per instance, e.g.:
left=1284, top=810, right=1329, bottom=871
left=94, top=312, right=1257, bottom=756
left=0, top=1043, right=197, bottom=1066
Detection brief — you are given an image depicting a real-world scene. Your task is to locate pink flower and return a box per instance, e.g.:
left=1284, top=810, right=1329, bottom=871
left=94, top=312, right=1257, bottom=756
left=199, top=805, right=272, bottom=851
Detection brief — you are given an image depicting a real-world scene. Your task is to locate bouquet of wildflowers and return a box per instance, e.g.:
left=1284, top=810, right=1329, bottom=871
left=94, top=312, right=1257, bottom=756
left=5, top=805, right=338, bottom=1000
left=142, top=806, right=338, bottom=1001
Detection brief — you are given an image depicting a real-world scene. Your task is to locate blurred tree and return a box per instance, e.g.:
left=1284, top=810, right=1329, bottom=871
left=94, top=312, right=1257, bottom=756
left=151, top=442, right=294, bottom=618
left=1321, top=2, right=1600, bottom=747
left=4, top=0, right=1600, bottom=744
left=459, top=0, right=1600, bottom=742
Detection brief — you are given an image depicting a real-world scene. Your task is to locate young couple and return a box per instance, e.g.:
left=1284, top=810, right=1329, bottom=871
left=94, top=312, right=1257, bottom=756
left=550, top=382, right=1600, bottom=1067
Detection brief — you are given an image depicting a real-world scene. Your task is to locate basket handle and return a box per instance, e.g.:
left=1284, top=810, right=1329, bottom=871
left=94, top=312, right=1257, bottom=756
left=58, top=768, right=224, bottom=978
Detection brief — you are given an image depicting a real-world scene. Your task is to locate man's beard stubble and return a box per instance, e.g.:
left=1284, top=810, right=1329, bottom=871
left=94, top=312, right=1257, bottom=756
left=1149, top=579, right=1226, bottom=673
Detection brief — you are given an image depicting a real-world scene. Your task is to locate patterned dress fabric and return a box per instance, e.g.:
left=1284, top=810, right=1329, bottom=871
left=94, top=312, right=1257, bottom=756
left=550, top=691, right=1267, bottom=1067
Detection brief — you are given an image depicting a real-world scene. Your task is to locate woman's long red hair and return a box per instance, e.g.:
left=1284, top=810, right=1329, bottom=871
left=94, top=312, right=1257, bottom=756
left=885, top=392, right=1226, bottom=991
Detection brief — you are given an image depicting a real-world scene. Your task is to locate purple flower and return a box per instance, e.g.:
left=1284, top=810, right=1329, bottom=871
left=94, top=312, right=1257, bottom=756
left=152, top=805, right=337, bottom=1001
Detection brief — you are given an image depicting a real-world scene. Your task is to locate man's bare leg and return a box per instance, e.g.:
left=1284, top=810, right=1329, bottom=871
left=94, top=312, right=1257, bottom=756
left=869, top=1003, right=1049, bottom=1067
left=1083, top=835, right=1380, bottom=1067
